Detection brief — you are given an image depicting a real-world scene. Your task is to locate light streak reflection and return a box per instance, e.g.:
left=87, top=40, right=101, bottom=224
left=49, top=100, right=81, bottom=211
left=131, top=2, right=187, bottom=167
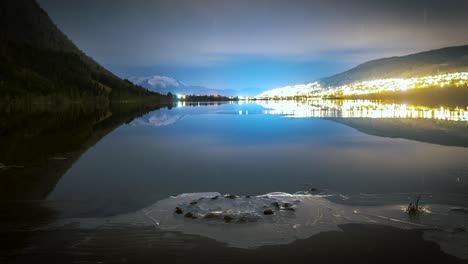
left=258, top=100, right=468, bottom=121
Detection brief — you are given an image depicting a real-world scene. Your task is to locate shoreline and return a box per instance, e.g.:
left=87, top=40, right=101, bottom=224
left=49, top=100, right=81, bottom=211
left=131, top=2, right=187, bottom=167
left=1, top=223, right=466, bottom=264
left=17, top=192, right=468, bottom=261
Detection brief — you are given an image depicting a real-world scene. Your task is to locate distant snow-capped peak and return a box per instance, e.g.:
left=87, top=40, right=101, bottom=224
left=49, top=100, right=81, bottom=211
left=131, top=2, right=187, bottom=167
left=128, top=75, right=238, bottom=96
left=129, top=75, right=184, bottom=89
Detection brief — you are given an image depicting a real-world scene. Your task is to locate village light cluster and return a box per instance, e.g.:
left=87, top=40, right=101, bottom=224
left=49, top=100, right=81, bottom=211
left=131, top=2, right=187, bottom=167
left=256, top=82, right=322, bottom=98
left=256, top=72, right=468, bottom=99
left=323, top=72, right=468, bottom=97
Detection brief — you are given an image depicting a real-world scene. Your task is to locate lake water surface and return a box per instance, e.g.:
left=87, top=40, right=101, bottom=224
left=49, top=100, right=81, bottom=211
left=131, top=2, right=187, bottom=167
left=1, top=100, right=468, bottom=261
left=46, top=101, right=468, bottom=217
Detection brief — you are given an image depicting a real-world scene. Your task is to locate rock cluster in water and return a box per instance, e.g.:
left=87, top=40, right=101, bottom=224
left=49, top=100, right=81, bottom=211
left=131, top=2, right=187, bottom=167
left=173, top=193, right=299, bottom=223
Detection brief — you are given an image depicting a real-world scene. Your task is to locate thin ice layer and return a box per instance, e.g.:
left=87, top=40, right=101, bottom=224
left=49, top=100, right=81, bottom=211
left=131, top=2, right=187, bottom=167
left=49, top=192, right=468, bottom=259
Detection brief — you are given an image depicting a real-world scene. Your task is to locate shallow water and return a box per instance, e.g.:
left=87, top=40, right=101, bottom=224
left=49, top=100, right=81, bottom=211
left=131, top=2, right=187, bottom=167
left=1, top=100, right=468, bottom=260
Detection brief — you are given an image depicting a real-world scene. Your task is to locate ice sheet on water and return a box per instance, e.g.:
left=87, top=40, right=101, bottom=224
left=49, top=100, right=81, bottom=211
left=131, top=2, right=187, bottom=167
left=49, top=192, right=468, bottom=258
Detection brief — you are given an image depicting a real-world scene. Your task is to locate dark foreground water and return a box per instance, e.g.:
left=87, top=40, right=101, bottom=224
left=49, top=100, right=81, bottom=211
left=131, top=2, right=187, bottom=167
left=1, top=100, right=467, bottom=263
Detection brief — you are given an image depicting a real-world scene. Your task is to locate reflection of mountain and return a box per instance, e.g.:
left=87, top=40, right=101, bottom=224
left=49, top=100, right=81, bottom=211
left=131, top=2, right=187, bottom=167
left=131, top=111, right=183, bottom=127
left=0, top=103, right=171, bottom=201
left=332, top=118, right=468, bottom=148
left=255, top=100, right=468, bottom=147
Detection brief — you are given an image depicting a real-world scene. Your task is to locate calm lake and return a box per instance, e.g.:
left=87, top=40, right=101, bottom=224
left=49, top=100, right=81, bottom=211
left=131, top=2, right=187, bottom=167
left=41, top=100, right=467, bottom=217
left=1, top=100, right=468, bottom=261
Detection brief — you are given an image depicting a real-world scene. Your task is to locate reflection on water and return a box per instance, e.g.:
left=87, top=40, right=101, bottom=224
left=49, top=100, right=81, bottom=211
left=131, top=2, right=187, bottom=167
left=130, top=112, right=184, bottom=127
left=1, top=100, right=468, bottom=261
left=1, top=100, right=466, bottom=209
left=0, top=103, right=173, bottom=201
left=249, top=100, right=468, bottom=147
left=257, top=100, right=468, bottom=121
left=46, top=101, right=468, bottom=218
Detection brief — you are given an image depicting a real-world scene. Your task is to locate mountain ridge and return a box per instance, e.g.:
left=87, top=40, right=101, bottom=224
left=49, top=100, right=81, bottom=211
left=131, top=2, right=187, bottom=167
left=129, top=75, right=263, bottom=97
left=256, top=44, right=468, bottom=98
left=319, top=44, right=468, bottom=87
left=0, top=0, right=164, bottom=101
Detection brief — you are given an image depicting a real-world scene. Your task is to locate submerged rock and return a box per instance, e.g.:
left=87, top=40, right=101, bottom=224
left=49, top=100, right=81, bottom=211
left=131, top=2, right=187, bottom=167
left=175, top=207, right=183, bottom=214
left=450, top=207, right=468, bottom=214
left=223, top=215, right=234, bottom=222
left=224, top=194, right=237, bottom=199
left=184, top=212, right=194, bottom=218
left=204, top=212, right=222, bottom=220
left=263, top=209, right=274, bottom=215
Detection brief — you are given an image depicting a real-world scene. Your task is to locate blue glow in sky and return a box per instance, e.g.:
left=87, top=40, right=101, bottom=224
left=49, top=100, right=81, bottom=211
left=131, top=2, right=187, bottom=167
left=108, top=56, right=354, bottom=91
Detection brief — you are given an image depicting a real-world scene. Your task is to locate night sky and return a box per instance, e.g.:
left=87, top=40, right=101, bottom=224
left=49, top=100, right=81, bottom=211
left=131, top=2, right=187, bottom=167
left=38, top=0, right=468, bottom=91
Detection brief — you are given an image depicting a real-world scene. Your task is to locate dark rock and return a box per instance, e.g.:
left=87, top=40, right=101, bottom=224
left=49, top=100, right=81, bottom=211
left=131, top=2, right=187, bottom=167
left=263, top=209, right=274, bottom=215
left=190, top=201, right=197, bottom=205
left=211, top=196, right=219, bottom=200
left=175, top=207, right=183, bottom=214
left=281, top=202, right=295, bottom=211
left=310, top=188, right=318, bottom=192
left=238, top=216, right=247, bottom=223
left=271, top=202, right=280, bottom=209
left=225, top=194, right=237, bottom=199
left=224, top=215, right=234, bottom=222
left=204, top=213, right=221, bottom=219
left=246, top=195, right=251, bottom=198
left=184, top=212, right=194, bottom=218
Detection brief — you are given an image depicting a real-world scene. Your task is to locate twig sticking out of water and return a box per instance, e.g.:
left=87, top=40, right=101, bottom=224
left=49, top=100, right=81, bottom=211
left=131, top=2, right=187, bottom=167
left=407, top=195, right=422, bottom=215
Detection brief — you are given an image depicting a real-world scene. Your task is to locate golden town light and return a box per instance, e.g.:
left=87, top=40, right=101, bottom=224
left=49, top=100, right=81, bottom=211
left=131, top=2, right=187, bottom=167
left=257, top=72, right=468, bottom=99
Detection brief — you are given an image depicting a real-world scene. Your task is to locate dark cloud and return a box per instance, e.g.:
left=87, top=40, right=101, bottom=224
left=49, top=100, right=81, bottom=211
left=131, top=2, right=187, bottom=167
left=37, top=0, right=468, bottom=89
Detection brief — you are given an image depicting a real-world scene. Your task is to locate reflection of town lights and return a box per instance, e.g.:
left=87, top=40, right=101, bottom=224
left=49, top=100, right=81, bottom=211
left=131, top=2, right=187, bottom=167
left=256, top=100, right=467, bottom=121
